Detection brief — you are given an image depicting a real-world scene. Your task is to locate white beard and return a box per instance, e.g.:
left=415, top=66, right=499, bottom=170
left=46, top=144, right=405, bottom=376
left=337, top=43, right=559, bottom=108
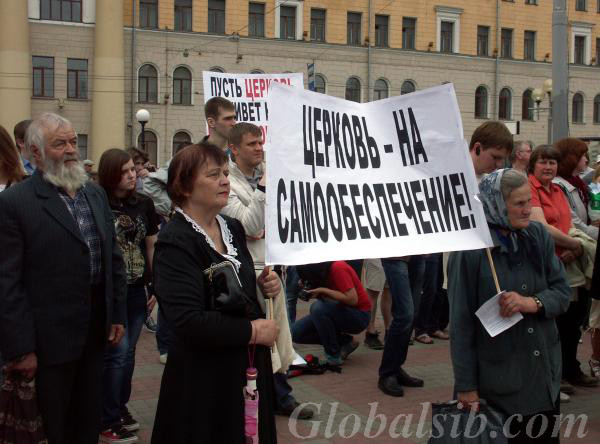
left=43, top=156, right=88, bottom=194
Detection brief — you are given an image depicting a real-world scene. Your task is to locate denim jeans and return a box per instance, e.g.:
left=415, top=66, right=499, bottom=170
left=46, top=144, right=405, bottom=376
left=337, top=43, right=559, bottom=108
left=415, top=253, right=446, bottom=336
left=378, top=256, right=426, bottom=378
left=273, top=372, right=296, bottom=409
left=292, top=299, right=370, bottom=361
left=102, top=285, right=147, bottom=428
left=285, top=266, right=300, bottom=324
left=156, top=305, right=173, bottom=355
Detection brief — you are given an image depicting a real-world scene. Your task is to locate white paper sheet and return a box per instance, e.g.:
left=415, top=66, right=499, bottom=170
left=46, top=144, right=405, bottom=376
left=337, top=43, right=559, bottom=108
left=475, top=291, right=523, bottom=338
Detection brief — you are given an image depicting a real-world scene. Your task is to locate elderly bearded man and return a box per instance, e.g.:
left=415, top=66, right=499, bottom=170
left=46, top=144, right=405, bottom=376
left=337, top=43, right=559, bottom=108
left=0, top=113, right=127, bottom=444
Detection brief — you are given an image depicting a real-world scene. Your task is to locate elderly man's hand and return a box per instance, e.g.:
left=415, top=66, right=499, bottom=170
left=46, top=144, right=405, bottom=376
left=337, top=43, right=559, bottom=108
left=257, top=266, right=280, bottom=299
left=6, top=353, right=37, bottom=381
left=108, top=324, right=125, bottom=346
left=457, top=390, right=480, bottom=412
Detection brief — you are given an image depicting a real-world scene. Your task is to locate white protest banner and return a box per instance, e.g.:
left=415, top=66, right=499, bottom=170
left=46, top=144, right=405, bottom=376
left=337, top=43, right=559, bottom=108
left=265, top=83, right=493, bottom=266
left=202, top=71, right=304, bottom=141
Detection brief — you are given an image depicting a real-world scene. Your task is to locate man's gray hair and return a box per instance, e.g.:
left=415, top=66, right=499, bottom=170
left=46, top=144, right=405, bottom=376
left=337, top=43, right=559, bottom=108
left=510, top=140, right=534, bottom=163
left=25, top=113, right=74, bottom=156
left=500, top=168, right=528, bottom=200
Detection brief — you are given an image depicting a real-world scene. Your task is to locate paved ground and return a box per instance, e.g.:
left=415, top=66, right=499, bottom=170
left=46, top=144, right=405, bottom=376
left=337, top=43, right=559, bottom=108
left=128, top=306, right=600, bottom=443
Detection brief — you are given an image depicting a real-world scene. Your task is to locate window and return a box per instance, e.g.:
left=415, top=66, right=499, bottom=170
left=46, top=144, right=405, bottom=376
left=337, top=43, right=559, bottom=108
left=475, top=86, right=488, bottom=118
left=248, top=3, right=265, bottom=37
left=501, top=28, right=513, bottom=58
left=375, top=15, right=389, bottom=48
left=32, top=56, right=54, bottom=98
left=594, top=95, right=600, bottom=123
left=524, top=31, right=536, bottom=61
left=440, top=21, right=453, bottom=52
left=280, top=6, right=296, bottom=39
left=140, top=0, right=158, bottom=29
left=477, top=26, right=489, bottom=56
left=525, top=0, right=538, bottom=4
left=310, top=9, right=326, bottom=42
left=345, top=77, right=361, bottom=102
left=77, top=134, right=88, bottom=160
left=598, top=0, right=600, bottom=13
left=402, top=17, right=416, bottom=50
left=314, top=74, right=326, bottom=94
left=208, top=0, right=225, bottom=34
left=572, top=93, right=584, bottom=123
left=40, top=0, right=82, bottom=22
left=401, top=80, right=416, bottom=95
left=138, top=64, right=158, bottom=103
left=575, top=35, right=586, bottom=64
left=210, top=66, right=224, bottom=72
left=175, top=0, right=192, bottom=32
left=576, top=0, right=587, bottom=11
left=374, top=79, right=388, bottom=100
left=137, top=131, right=157, bottom=166
left=347, top=12, right=361, bottom=46
left=250, top=69, right=264, bottom=74
left=499, top=88, right=512, bottom=120
left=173, top=131, right=192, bottom=155
left=522, top=89, right=534, bottom=120
left=67, top=58, right=87, bottom=99
left=173, top=67, right=191, bottom=105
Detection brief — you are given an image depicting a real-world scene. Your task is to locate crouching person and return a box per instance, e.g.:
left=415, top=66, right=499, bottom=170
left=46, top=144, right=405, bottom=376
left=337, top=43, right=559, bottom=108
left=292, top=261, right=371, bottom=366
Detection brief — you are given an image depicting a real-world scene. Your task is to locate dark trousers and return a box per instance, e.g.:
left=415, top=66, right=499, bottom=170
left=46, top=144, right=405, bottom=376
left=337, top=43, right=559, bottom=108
left=415, top=253, right=449, bottom=336
left=507, top=403, right=560, bottom=443
left=273, top=372, right=295, bottom=409
left=156, top=304, right=173, bottom=355
left=556, top=289, right=589, bottom=380
left=35, top=285, right=106, bottom=444
left=285, top=266, right=300, bottom=324
left=378, top=256, right=426, bottom=378
left=102, top=285, right=147, bottom=428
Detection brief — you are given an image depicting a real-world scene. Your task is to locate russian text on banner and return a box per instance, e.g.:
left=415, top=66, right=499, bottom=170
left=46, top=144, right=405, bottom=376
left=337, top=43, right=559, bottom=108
left=265, top=82, right=493, bottom=266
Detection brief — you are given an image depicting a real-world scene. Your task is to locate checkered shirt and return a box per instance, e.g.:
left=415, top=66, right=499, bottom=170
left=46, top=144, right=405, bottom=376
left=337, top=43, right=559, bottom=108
left=59, top=188, right=103, bottom=284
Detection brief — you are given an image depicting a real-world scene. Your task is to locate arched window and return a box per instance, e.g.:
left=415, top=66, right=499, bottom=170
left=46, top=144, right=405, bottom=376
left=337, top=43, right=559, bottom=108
left=572, top=93, right=584, bottom=123
left=172, top=131, right=192, bottom=155
left=210, top=66, right=224, bottom=73
left=345, top=77, right=361, bottom=103
left=374, top=78, right=389, bottom=100
left=138, top=64, right=158, bottom=103
left=400, top=80, right=416, bottom=95
left=594, top=94, right=600, bottom=124
left=499, top=88, right=512, bottom=120
left=137, top=130, right=158, bottom=166
left=173, top=67, right=192, bottom=105
left=314, top=74, right=326, bottom=94
left=522, top=89, right=534, bottom=121
left=250, top=69, right=264, bottom=74
left=474, top=86, right=488, bottom=119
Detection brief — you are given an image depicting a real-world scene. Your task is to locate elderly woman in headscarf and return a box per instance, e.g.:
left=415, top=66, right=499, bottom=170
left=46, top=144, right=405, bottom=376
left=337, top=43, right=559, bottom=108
left=448, top=169, right=571, bottom=443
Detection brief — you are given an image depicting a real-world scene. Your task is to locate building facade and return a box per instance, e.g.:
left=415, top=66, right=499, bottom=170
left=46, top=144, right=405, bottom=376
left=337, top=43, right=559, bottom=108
left=1, top=0, right=600, bottom=165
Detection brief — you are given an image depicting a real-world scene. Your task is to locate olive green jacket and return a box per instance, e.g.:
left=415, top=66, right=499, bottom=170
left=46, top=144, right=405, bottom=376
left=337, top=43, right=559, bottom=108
left=448, top=221, right=571, bottom=416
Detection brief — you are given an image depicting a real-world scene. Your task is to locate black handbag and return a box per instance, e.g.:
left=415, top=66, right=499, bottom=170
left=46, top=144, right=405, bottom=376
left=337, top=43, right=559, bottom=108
left=428, top=399, right=507, bottom=444
left=203, top=260, right=252, bottom=314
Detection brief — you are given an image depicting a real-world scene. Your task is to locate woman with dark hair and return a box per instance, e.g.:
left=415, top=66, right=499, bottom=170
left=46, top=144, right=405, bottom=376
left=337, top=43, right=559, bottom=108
left=554, top=138, right=598, bottom=240
left=151, top=142, right=280, bottom=444
left=292, top=261, right=371, bottom=366
left=98, top=148, right=161, bottom=443
left=0, top=124, right=26, bottom=191
left=528, top=145, right=598, bottom=390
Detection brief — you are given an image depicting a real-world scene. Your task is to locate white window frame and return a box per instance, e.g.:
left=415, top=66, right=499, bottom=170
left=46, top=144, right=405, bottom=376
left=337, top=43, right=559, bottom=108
left=435, top=6, right=463, bottom=53
left=275, top=0, right=303, bottom=41
left=29, top=0, right=95, bottom=23
left=570, top=22, right=594, bottom=65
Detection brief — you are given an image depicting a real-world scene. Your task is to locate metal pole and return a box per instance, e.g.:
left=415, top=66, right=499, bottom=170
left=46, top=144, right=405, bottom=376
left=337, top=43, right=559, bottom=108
left=141, top=121, right=146, bottom=151
left=552, top=0, right=569, bottom=142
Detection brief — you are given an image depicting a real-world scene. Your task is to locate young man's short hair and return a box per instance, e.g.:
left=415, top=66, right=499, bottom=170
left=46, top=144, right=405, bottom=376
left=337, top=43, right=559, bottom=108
left=469, top=121, right=513, bottom=153
left=13, top=119, right=33, bottom=143
left=127, top=146, right=149, bottom=163
left=229, top=122, right=263, bottom=147
left=204, top=97, right=235, bottom=121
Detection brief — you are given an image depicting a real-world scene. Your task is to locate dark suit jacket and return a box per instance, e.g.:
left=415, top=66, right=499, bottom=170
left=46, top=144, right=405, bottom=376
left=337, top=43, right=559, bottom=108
left=0, top=171, right=127, bottom=366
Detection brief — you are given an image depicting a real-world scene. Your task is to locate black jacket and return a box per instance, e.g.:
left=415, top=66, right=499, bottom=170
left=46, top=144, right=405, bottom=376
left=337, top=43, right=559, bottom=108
left=0, top=171, right=127, bottom=366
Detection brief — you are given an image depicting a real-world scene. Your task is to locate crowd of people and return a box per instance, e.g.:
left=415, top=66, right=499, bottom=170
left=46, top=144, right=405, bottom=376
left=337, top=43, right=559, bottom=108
left=0, top=95, right=599, bottom=444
